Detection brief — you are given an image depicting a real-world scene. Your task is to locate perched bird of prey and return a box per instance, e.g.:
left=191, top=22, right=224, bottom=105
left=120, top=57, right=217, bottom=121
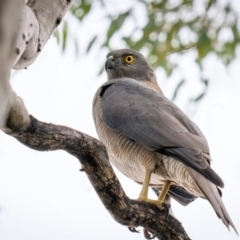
left=92, top=49, right=237, bottom=233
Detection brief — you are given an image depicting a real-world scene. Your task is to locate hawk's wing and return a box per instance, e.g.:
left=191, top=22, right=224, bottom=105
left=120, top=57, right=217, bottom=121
left=100, top=78, right=224, bottom=187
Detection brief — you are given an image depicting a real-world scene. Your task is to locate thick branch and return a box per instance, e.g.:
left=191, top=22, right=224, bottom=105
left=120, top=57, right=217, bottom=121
left=13, top=0, right=74, bottom=69
left=6, top=115, right=191, bottom=240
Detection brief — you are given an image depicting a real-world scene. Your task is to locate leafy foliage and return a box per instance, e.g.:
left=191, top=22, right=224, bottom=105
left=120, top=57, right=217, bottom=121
left=58, top=0, right=240, bottom=101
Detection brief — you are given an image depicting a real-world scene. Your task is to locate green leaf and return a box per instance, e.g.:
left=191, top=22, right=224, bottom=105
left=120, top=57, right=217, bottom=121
left=74, top=36, right=79, bottom=57
left=201, top=78, right=209, bottom=86
left=71, top=0, right=92, bottom=21
left=107, top=11, right=130, bottom=40
left=192, top=92, right=205, bottom=102
left=196, top=33, right=211, bottom=59
left=62, top=21, right=68, bottom=52
left=172, top=79, right=185, bottom=101
left=151, top=1, right=166, bottom=9
left=86, top=36, right=97, bottom=53
left=98, top=65, right=105, bottom=75
left=206, top=0, right=215, bottom=11
left=82, top=1, right=92, bottom=18
left=53, top=29, right=60, bottom=44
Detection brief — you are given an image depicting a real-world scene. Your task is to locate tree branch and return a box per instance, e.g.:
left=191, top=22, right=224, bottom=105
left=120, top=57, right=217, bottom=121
left=13, top=0, right=74, bottom=69
left=5, top=115, right=191, bottom=240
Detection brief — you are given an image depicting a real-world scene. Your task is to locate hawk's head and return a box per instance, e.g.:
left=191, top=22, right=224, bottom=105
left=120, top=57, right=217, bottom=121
left=105, top=49, right=157, bottom=84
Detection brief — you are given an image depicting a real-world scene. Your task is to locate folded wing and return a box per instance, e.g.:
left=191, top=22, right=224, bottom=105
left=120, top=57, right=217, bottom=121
left=100, top=78, right=224, bottom=187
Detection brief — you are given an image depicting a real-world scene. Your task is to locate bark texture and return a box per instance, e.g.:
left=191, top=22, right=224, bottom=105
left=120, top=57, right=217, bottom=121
left=13, top=0, right=74, bottom=69
left=0, top=0, right=20, bottom=127
left=7, top=115, right=191, bottom=240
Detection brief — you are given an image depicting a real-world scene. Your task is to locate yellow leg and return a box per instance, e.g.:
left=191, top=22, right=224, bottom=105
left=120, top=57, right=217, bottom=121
left=156, top=180, right=172, bottom=206
left=138, top=170, right=151, bottom=201
left=137, top=175, right=172, bottom=210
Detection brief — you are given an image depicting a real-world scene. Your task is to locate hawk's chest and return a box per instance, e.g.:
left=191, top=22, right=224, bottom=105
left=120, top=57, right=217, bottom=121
left=93, top=95, right=165, bottom=184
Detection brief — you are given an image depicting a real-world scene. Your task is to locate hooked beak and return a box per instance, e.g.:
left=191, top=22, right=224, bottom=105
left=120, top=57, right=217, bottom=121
left=105, top=55, right=114, bottom=71
left=105, top=59, right=114, bottom=71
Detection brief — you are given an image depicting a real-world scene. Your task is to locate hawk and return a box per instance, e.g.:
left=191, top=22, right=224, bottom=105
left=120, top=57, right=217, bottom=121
left=92, top=49, right=237, bottom=233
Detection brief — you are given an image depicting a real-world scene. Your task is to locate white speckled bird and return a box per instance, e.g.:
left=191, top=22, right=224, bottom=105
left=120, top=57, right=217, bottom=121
left=92, top=49, right=237, bottom=234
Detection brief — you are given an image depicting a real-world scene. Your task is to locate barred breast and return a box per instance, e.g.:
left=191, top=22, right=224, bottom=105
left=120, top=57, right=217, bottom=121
left=95, top=111, right=164, bottom=184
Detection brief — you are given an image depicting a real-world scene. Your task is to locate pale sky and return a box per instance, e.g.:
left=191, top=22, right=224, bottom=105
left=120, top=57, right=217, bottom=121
left=0, top=1, right=240, bottom=240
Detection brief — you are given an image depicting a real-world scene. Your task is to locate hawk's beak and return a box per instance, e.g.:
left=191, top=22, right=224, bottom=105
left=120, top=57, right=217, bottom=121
left=105, top=57, right=114, bottom=71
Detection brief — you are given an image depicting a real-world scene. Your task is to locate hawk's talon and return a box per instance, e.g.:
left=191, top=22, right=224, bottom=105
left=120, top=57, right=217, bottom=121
left=143, top=228, right=156, bottom=239
left=136, top=197, right=171, bottom=218
left=162, top=202, right=171, bottom=219
left=128, top=226, right=140, bottom=233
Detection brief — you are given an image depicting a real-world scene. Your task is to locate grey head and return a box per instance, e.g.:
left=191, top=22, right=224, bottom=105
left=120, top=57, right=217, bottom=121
left=105, top=49, right=157, bottom=84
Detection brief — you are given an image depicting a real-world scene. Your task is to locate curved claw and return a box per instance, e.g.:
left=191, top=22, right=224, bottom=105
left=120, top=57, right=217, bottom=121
left=143, top=228, right=156, bottom=239
left=162, top=202, right=171, bottom=219
left=128, top=226, right=140, bottom=233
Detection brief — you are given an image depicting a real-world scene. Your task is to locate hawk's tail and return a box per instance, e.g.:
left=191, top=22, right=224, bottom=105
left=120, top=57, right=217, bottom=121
left=187, top=167, right=238, bottom=235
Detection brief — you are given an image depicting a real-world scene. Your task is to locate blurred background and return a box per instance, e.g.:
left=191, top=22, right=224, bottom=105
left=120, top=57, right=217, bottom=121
left=0, top=0, right=240, bottom=239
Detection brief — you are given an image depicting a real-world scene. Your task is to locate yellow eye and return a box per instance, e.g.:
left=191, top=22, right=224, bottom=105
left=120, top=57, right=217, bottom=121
left=125, top=55, right=135, bottom=64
